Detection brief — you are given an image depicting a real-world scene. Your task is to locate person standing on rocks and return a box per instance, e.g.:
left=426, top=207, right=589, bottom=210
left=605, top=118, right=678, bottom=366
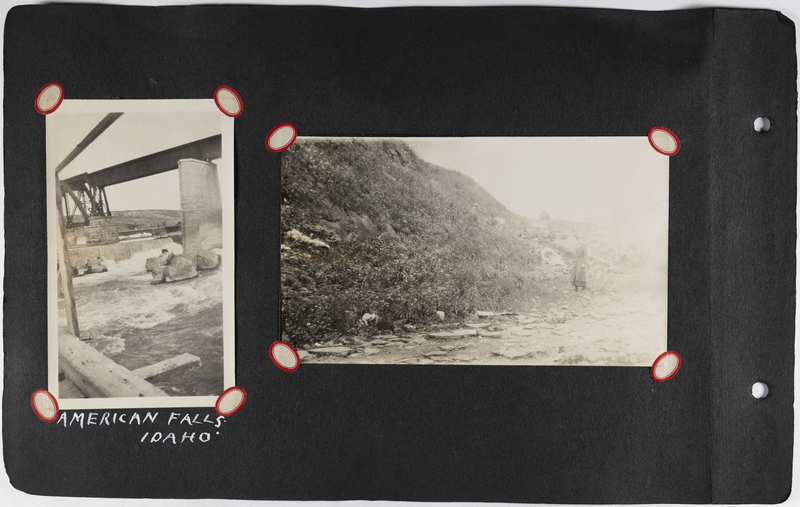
left=571, top=235, right=588, bottom=291
left=158, top=249, right=174, bottom=266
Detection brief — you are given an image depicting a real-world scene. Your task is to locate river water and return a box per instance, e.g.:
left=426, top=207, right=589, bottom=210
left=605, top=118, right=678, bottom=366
left=60, top=240, right=224, bottom=397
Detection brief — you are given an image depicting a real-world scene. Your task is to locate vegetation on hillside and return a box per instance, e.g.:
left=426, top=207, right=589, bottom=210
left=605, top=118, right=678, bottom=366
left=281, top=138, right=554, bottom=346
left=111, top=210, right=182, bottom=230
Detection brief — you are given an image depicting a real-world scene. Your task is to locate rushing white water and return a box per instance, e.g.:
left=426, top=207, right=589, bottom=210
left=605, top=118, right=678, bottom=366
left=69, top=237, right=177, bottom=263
left=62, top=241, right=224, bottom=397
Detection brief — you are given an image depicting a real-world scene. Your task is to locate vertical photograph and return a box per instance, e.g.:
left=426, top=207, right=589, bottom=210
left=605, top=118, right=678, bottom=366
left=281, top=137, right=668, bottom=366
left=47, top=100, right=235, bottom=408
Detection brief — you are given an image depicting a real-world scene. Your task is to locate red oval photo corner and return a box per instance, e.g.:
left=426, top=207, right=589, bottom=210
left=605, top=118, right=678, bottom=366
left=34, top=82, right=64, bottom=115
left=214, top=86, right=243, bottom=117
left=651, top=351, right=682, bottom=382
left=270, top=341, right=300, bottom=372
left=648, top=126, right=680, bottom=156
left=215, top=386, right=247, bottom=417
left=266, top=123, right=298, bottom=152
left=31, top=389, right=59, bottom=423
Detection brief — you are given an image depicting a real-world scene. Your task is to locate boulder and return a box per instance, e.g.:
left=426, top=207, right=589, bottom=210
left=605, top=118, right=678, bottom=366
left=164, top=256, right=197, bottom=282
left=151, top=265, right=167, bottom=284
left=359, top=214, right=377, bottom=234
left=360, top=313, right=378, bottom=326
left=377, top=315, right=394, bottom=330
left=286, top=229, right=331, bottom=250
left=145, top=253, right=174, bottom=272
left=316, top=220, right=345, bottom=243
left=380, top=224, right=399, bottom=240
left=345, top=211, right=372, bottom=238
left=195, top=249, right=220, bottom=270
left=541, top=247, right=566, bottom=266
left=86, top=256, right=104, bottom=267
left=435, top=311, right=445, bottom=321
left=70, top=257, right=87, bottom=270
left=76, top=267, right=88, bottom=277
left=175, top=252, right=197, bottom=264
left=88, top=262, right=107, bottom=274
left=145, top=257, right=161, bottom=271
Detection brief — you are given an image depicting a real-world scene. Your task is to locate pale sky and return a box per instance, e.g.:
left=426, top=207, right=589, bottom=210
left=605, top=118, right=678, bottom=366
left=408, top=136, right=669, bottom=247
left=52, top=114, right=669, bottom=249
left=52, top=110, right=222, bottom=211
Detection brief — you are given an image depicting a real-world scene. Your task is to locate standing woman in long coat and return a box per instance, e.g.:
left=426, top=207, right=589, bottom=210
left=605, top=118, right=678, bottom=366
left=571, top=235, right=588, bottom=291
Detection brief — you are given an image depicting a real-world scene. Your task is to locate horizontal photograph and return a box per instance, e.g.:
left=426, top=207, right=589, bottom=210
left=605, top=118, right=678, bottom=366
left=281, top=136, right=668, bottom=366
left=47, top=100, right=235, bottom=409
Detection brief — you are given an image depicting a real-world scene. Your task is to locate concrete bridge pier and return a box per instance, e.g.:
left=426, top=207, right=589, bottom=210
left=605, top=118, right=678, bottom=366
left=178, top=158, right=223, bottom=253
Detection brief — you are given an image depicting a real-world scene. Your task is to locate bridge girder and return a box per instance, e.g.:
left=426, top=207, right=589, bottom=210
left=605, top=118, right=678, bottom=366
left=59, top=134, right=222, bottom=227
left=61, top=134, right=222, bottom=189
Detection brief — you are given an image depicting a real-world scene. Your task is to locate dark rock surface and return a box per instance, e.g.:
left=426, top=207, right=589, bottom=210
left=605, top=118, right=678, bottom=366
left=164, top=256, right=197, bottom=282
left=195, top=249, right=220, bottom=270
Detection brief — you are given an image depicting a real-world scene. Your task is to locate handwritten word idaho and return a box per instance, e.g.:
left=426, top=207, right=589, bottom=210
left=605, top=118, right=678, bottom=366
left=142, top=412, right=226, bottom=444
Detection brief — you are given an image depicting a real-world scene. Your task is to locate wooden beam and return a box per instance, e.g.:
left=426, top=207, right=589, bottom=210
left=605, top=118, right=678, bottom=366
left=55, top=113, right=124, bottom=175
left=58, top=331, right=168, bottom=398
left=55, top=195, right=80, bottom=338
left=57, top=352, right=200, bottom=399
left=58, top=378, right=87, bottom=399
left=131, top=353, right=201, bottom=380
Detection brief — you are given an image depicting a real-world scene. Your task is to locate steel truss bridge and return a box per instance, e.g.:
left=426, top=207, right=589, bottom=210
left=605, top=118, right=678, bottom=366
left=60, top=134, right=221, bottom=227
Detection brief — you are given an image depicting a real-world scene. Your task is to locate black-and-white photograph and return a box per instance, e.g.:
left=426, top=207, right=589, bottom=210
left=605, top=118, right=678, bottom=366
left=47, top=100, right=235, bottom=409
left=281, top=137, right=668, bottom=366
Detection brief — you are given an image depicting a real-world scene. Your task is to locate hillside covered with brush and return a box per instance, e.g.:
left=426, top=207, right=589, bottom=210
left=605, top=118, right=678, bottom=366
left=281, top=138, right=564, bottom=346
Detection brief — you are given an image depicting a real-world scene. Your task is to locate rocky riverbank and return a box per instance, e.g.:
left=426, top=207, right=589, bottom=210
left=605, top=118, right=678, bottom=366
left=296, top=268, right=666, bottom=367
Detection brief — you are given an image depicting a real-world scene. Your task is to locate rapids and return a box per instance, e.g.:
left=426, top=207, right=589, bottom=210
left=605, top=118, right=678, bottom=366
left=59, top=239, right=225, bottom=397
